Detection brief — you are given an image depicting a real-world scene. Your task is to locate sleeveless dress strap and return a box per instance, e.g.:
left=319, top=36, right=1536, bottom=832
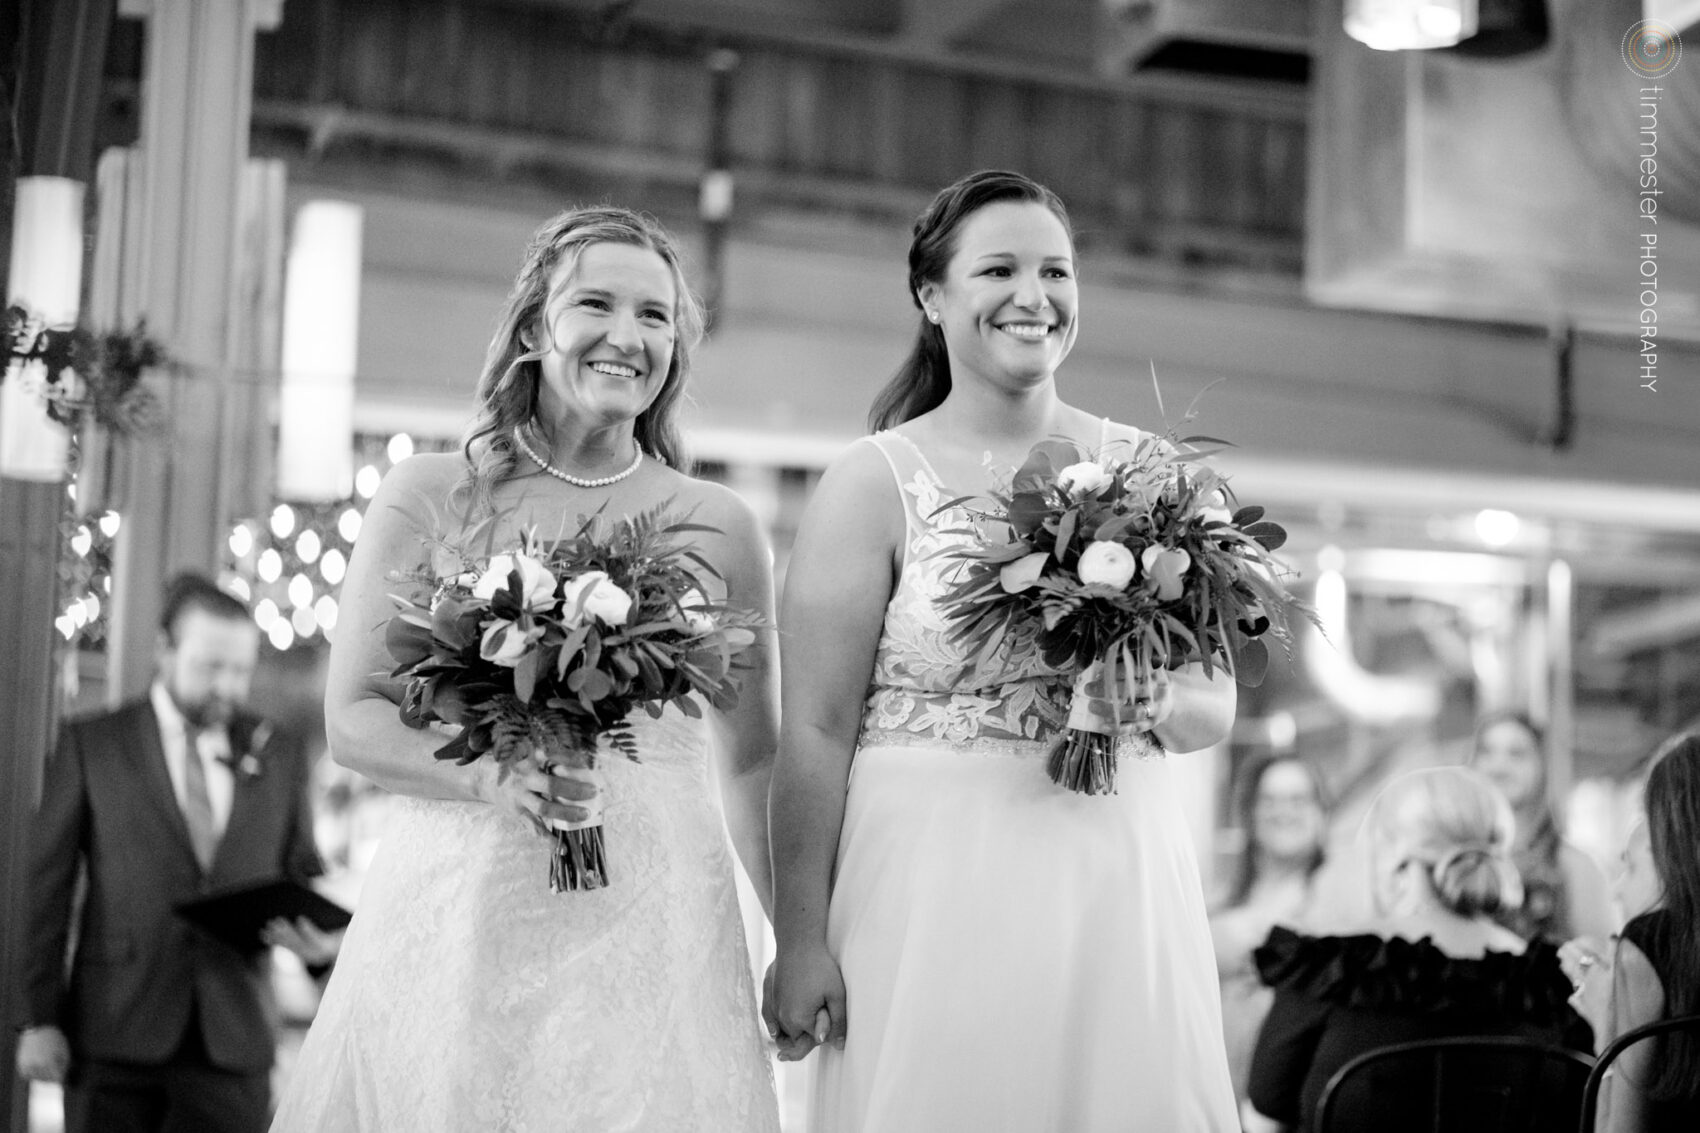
left=863, top=431, right=938, bottom=539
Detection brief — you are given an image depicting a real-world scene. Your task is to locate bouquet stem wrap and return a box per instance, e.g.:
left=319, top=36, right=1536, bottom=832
left=1049, top=660, right=1126, bottom=796
left=538, top=742, right=609, bottom=893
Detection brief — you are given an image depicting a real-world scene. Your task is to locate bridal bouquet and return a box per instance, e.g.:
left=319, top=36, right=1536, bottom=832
left=384, top=501, right=762, bottom=891
left=935, top=430, right=1308, bottom=796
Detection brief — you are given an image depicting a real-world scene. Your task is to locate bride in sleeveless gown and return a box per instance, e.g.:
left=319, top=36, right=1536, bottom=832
left=768, top=173, right=1239, bottom=1131
left=272, top=207, right=779, bottom=1132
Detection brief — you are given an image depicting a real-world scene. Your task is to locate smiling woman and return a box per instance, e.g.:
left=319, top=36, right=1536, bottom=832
left=768, top=170, right=1243, bottom=1132
left=268, top=205, right=784, bottom=1132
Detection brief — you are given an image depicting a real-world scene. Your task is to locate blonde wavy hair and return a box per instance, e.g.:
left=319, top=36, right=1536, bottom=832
left=455, top=207, right=705, bottom=514
left=1368, top=766, right=1524, bottom=918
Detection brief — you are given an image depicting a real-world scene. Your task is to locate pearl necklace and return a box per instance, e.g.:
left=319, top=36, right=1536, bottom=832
left=513, top=429, right=644, bottom=488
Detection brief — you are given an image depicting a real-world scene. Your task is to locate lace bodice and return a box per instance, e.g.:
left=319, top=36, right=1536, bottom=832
left=859, top=432, right=1072, bottom=747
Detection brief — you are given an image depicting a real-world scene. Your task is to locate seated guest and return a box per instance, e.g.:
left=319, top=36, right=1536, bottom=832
left=1245, top=766, right=1585, bottom=1133
left=1562, top=734, right=1700, bottom=1133
left=1211, top=755, right=1330, bottom=1102
left=1470, top=711, right=1615, bottom=943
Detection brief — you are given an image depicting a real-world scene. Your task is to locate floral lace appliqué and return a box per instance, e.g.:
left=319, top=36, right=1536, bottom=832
left=861, top=459, right=1068, bottom=747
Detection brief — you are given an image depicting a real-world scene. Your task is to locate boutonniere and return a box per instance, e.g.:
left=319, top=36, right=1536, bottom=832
left=223, top=721, right=272, bottom=780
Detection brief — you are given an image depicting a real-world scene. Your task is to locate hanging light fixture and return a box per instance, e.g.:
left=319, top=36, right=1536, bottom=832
left=2, top=177, right=84, bottom=480
left=277, top=200, right=362, bottom=501
left=1345, top=0, right=1479, bottom=50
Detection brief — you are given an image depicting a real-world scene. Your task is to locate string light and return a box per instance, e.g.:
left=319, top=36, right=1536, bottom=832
left=219, top=432, right=451, bottom=651
left=267, top=618, right=295, bottom=650
left=355, top=465, right=382, bottom=499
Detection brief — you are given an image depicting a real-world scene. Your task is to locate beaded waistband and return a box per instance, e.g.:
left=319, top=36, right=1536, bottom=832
left=856, top=727, right=1165, bottom=761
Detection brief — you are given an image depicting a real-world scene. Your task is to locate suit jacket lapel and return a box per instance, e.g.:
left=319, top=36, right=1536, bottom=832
left=132, top=701, right=199, bottom=866
left=210, top=712, right=270, bottom=880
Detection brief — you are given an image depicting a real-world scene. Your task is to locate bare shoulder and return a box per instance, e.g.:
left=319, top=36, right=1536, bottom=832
left=663, top=473, right=766, bottom=546
left=370, top=451, right=466, bottom=511
left=816, top=435, right=897, bottom=503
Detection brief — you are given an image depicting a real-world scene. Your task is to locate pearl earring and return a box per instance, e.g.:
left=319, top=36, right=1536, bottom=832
left=926, top=310, right=939, bottom=323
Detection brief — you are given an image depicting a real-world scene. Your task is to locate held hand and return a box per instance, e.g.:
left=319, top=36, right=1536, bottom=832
left=1080, top=666, right=1174, bottom=734
left=261, top=915, right=344, bottom=967
left=769, top=945, right=848, bottom=1061
left=477, top=761, right=600, bottom=834
left=16, top=1025, right=71, bottom=1083
left=1559, top=936, right=1612, bottom=1033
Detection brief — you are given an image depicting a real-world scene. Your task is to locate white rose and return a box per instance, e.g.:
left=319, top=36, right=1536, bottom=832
left=561, top=570, right=633, bottom=627
left=999, top=551, right=1050, bottom=594
left=1140, top=545, right=1192, bottom=601
left=1199, top=489, right=1233, bottom=527
left=677, top=587, right=716, bottom=634
left=1057, top=461, right=1111, bottom=498
left=1077, top=541, right=1137, bottom=588
left=480, top=619, right=536, bottom=667
left=472, top=553, right=557, bottom=612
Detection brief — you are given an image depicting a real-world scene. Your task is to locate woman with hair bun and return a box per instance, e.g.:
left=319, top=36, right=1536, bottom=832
left=1244, top=767, right=1586, bottom=1133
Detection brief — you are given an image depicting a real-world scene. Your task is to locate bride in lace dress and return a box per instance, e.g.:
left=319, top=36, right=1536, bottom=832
left=767, top=171, right=1241, bottom=1131
left=271, top=208, right=779, bottom=1132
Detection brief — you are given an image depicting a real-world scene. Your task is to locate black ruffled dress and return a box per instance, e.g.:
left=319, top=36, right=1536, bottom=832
left=1246, top=927, right=1591, bottom=1133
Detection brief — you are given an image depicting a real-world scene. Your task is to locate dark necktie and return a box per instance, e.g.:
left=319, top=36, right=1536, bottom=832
left=181, top=723, right=219, bottom=871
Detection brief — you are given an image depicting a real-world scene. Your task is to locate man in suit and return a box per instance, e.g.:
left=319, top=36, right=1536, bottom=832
left=14, top=573, right=327, bottom=1133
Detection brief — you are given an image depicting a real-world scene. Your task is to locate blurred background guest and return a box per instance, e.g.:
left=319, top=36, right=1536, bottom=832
left=13, top=574, right=325, bottom=1133
left=1244, top=766, right=1584, bottom=1133
left=1469, top=711, right=1615, bottom=944
left=1562, top=735, right=1700, bottom=1133
left=1210, top=755, right=1330, bottom=1102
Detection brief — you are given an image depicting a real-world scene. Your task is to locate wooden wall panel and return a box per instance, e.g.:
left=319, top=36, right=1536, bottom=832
left=249, top=0, right=1306, bottom=274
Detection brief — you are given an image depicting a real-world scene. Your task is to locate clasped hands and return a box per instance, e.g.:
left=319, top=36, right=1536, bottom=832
left=763, top=949, right=846, bottom=1062
left=1075, top=665, right=1175, bottom=735
left=480, top=759, right=603, bottom=834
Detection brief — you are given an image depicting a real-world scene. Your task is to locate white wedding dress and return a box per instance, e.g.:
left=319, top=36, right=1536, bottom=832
left=808, top=431, right=1238, bottom=1132
left=270, top=708, right=778, bottom=1133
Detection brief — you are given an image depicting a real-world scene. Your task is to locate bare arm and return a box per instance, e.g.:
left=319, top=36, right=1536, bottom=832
left=324, top=454, right=497, bottom=802
left=695, top=484, right=780, bottom=920
left=768, top=441, right=902, bottom=1052
left=1596, top=939, right=1665, bottom=1133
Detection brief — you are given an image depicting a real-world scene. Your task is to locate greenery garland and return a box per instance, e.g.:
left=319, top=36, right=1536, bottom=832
left=1, top=303, right=171, bottom=437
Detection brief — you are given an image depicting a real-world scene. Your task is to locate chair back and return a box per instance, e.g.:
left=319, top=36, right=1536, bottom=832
left=1315, top=1035, right=1593, bottom=1133
left=1577, top=1012, right=1700, bottom=1133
